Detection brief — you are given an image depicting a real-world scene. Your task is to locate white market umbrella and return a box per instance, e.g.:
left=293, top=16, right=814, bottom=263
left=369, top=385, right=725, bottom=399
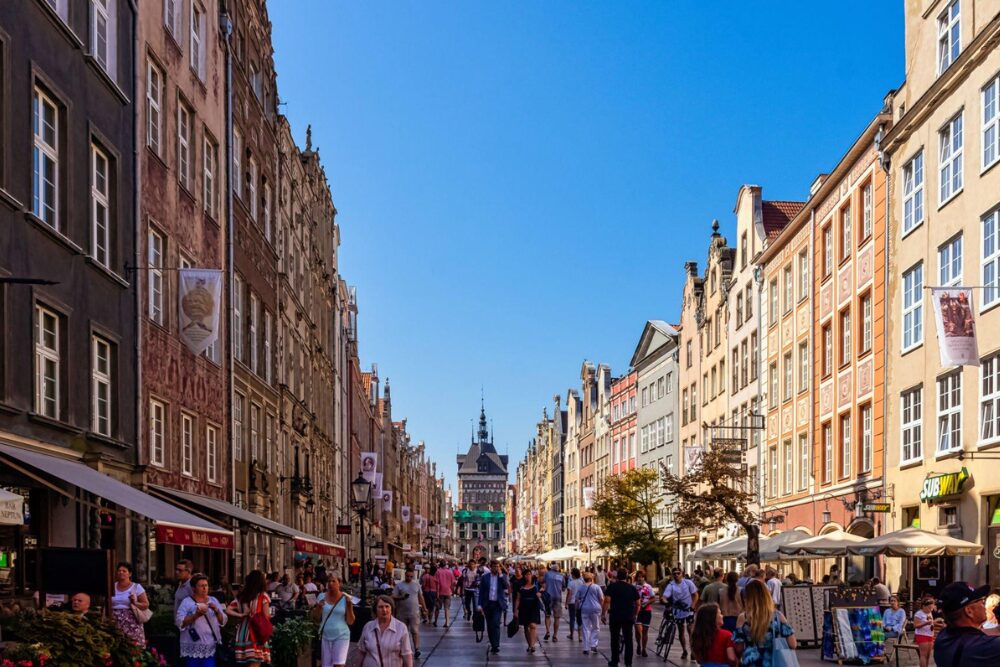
left=847, top=526, right=983, bottom=557
left=757, top=530, right=813, bottom=561
left=0, top=489, right=23, bottom=525
left=687, top=535, right=743, bottom=561
left=777, top=528, right=867, bottom=557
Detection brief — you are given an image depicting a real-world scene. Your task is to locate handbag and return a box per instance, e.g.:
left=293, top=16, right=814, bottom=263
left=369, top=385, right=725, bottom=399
left=129, top=586, right=152, bottom=623
left=248, top=595, right=274, bottom=643
left=771, top=613, right=800, bottom=667
left=473, top=609, right=485, bottom=642
left=507, top=615, right=520, bottom=638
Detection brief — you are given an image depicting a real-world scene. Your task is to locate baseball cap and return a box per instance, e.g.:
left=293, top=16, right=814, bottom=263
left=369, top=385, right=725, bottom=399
left=938, top=582, right=990, bottom=614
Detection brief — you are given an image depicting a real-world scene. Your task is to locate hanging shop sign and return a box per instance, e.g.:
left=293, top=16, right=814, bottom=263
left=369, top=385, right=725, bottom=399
left=919, top=467, right=970, bottom=502
left=712, top=438, right=745, bottom=465
left=335, top=524, right=352, bottom=535
left=178, top=269, right=223, bottom=356
left=861, top=503, right=892, bottom=513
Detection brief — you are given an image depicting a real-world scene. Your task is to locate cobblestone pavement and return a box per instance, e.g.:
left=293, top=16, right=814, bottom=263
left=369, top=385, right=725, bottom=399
left=394, top=598, right=833, bottom=666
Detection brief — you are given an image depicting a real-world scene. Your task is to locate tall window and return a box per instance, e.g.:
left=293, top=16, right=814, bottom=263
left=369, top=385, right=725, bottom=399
left=902, top=152, right=925, bottom=235
left=146, top=61, right=163, bottom=155
left=783, top=352, right=793, bottom=401
left=248, top=157, right=258, bottom=220
left=263, top=310, right=272, bottom=383
left=798, top=434, right=809, bottom=490
left=901, top=387, right=923, bottom=463
left=798, top=250, right=809, bottom=301
left=149, top=399, right=165, bottom=466
left=34, top=306, right=60, bottom=418
left=233, top=128, right=242, bottom=198
left=148, top=230, right=164, bottom=324
left=823, top=224, right=833, bottom=277
left=164, top=0, right=181, bottom=37
left=750, top=331, right=758, bottom=381
left=769, top=279, right=778, bottom=326
left=206, top=425, right=217, bottom=482
left=248, top=293, right=258, bottom=373
left=91, top=144, right=111, bottom=267
left=768, top=446, right=778, bottom=498
left=984, top=210, right=1000, bottom=308
left=741, top=340, right=749, bottom=387
left=263, top=183, right=272, bottom=241
left=250, top=403, right=260, bottom=461
left=840, top=204, right=852, bottom=261
left=233, top=392, right=244, bottom=461
left=937, top=0, right=960, bottom=74
left=939, top=234, right=963, bottom=286
left=981, top=353, right=1000, bottom=444
left=190, top=3, right=205, bottom=79
left=92, top=336, right=112, bottom=436
left=984, top=75, right=1000, bottom=170
left=798, top=342, right=809, bottom=392
left=769, top=362, right=778, bottom=409
left=860, top=404, right=872, bottom=473
left=91, top=0, right=114, bottom=74
left=203, top=135, right=217, bottom=217
left=937, top=371, right=962, bottom=453
left=745, top=284, right=753, bottom=320
left=783, top=266, right=793, bottom=313
left=782, top=440, right=793, bottom=495
left=233, top=275, right=244, bottom=361
left=177, top=102, right=192, bottom=190
left=902, top=263, right=923, bottom=350
left=822, top=422, right=833, bottom=483
left=32, top=88, right=59, bottom=228
left=840, top=413, right=852, bottom=478
left=939, top=113, right=964, bottom=203
left=736, top=292, right=743, bottom=325
left=840, top=309, right=851, bottom=367
left=181, top=413, right=194, bottom=476
left=861, top=182, right=873, bottom=241
left=860, top=293, right=872, bottom=354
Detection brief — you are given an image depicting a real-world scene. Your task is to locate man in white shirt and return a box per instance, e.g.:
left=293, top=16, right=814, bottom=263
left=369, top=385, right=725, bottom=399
left=765, top=567, right=783, bottom=610
left=662, top=568, right=699, bottom=659
left=476, top=561, right=509, bottom=655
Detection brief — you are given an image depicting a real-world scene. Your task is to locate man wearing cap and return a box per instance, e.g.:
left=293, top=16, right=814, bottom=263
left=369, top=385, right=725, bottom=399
left=934, top=582, right=1000, bottom=667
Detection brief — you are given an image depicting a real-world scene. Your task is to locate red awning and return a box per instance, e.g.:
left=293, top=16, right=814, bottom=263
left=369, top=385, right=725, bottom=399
left=294, top=537, right=346, bottom=558
left=157, top=523, right=235, bottom=550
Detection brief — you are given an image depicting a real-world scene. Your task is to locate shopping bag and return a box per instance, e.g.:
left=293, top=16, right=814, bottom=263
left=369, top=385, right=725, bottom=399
left=473, top=610, right=485, bottom=643
left=507, top=616, right=520, bottom=638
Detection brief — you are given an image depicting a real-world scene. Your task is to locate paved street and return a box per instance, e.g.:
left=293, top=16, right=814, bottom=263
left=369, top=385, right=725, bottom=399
left=395, top=598, right=831, bottom=667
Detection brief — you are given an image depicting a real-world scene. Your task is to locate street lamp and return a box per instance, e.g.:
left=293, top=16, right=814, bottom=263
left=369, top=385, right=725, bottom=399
left=428, top=521, right=436, bottom=560
left=352, top=473, right=373, bottom=609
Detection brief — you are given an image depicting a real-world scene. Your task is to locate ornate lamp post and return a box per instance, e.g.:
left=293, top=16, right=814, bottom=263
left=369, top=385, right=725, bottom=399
left=352, top=473, right=373, bottom=610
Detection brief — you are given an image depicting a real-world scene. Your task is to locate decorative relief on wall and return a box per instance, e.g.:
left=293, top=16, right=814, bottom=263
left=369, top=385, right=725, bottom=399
left=820, top=283, right=833, bottom=321
left=857, top=358, right=873, bottom=397
left=820, top=382, right=833, bottom=417
left=838, top=369, right=853, bottom=406
left=857, top=245, right=874, bottom=287
left=838, top=263, right=852, bottom=305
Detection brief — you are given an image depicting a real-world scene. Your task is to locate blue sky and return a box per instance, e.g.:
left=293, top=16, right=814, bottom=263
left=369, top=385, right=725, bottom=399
left=269, top=2, right=904, bottom=493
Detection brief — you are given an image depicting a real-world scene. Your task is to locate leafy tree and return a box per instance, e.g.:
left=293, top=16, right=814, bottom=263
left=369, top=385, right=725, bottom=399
left=660, top=446, right=763, bottom=564
left=592, top=468, right=672, bottom=573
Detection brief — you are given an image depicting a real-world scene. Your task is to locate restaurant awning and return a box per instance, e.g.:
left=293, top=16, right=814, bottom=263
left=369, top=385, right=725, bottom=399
left=151, top=486, right=345, bottom=557
left=846, top=526, right=983, bottom=557
left=777, top=528, right=867, bottom=557
left=0, top=443, right=233, bottom=549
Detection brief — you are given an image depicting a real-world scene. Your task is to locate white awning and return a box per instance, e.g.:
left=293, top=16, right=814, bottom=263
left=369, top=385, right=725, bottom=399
left=0, top=442, right=232, bottom=548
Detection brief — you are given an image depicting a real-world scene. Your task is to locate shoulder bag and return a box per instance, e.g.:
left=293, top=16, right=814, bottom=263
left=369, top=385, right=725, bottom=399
left=130, top=585, right=153, bottom=624
left=249, top=594, right=274, bottom=644
left=770, top=612, right=800, bottom=667
left=374, top=624, right=386, bottom=667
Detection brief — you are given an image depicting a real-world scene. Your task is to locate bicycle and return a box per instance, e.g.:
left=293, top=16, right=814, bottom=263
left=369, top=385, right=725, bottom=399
left=654, top=601, right=692, bottom=662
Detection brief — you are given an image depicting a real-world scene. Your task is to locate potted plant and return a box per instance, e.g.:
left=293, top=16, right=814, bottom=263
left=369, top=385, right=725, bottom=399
left=269, top=617, right=317, bottom=667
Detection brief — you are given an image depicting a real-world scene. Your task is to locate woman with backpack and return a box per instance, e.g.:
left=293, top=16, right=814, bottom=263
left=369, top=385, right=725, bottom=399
left=227, top=570, right=272, bottom=666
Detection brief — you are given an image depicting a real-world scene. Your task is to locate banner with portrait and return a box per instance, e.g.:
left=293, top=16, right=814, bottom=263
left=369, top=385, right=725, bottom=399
left=414, top=514, right=424, bottom=531
left=582, top=487, right=596, bottom=509
left=383, top=490, right=393, bottom=513
left=360, top=452, right=378, bottom=484
left=178, top=269, right=223, bottom=356
left=931, top=287, right=979, bottom=366
left=401, top=506, right=411, bottom=524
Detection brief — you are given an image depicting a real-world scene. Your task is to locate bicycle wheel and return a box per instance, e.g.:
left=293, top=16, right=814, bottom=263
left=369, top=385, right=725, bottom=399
left=660, top=621, right=676, bottom=662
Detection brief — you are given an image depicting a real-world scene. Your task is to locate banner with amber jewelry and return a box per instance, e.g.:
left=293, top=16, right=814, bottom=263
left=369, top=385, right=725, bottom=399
left=931, top=287, right=979, bottom=366
left=178, top=269, right=223, bottom=355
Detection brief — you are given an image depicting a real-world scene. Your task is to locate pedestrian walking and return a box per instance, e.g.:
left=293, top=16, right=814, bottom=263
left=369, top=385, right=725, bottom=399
left=634, top=570, right=655, bottom=657
left=662, top=566, right=699, bottom=659
left=434, top=560, right=456, bottom=627
left=602, top=568, right=640, bottom=667
left=227, top=569, right=272, bottom=667
left=732, top=579, right=796, bottom=667
left=312, top=575, right=354, bottom=667
left=174, top=559, right=195, bottom=616
left=392, top=568, right=425, bottom=659
left=764, top=568, right=783, bottom=611
left=596, top=565, right=607, bottom=589
left=576, top=571, right=604, bottom=655
left=566, top=567, right=585, bottom=642
left=421, top=565, right=440, bottom=625
left=719, top=572, right=744, bottom=632
left=176, top=573, right=227, bottom=667
left=515, top=569, right=544, bottom=653
left=933, top=582, right=1000, bottom=666
left=913, top=596, right=943, bottom=667
left=111, top=561, right=150, bottom=646
left=543, top=563, right=565, bottom=642
left=461, top=560, right=478, bottom=620
left=691, top=603, right=737, bottom=667
left=357, top=596, right=414, bottom=667
left=477, top=560, right=509, bottom=655
left=702, top=568, right=726, bottom=605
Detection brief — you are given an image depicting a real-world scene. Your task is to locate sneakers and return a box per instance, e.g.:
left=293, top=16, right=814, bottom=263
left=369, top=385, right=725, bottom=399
left=681, top=651, right=688, bottom=660
left=583, top=650, right=590, bottom=655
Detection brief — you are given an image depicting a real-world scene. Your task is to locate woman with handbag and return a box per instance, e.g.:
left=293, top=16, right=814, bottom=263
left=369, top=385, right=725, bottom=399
left=227, top=570, right=272, bottom=666
left=357, top=595, right=414, bottom=667
left=732, top=580, right=797, bottom=667
left=111, top=561, right=150, bottom=645
left=311, top=575, right=354, bottom=667
left=176, top=573, right=228, bottom=667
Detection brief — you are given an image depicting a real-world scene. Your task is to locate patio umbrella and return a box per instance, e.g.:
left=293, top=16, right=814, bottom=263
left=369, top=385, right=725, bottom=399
left=777, top=528, right=867, bottom=557
left=698, top=535, right=749, bottom=559
left=686, top=535, right=743, bottom=561
left=846, top=526, right=983, bottom=557
left=757, top=530, right=813, bottom=561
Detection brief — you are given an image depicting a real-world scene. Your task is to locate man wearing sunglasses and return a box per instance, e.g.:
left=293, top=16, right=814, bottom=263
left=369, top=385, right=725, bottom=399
left=661, top=568, right=699, bottom=659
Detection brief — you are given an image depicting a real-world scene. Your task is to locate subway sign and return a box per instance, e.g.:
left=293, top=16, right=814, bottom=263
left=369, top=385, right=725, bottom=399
left=919, top=467, right=970, bottom=502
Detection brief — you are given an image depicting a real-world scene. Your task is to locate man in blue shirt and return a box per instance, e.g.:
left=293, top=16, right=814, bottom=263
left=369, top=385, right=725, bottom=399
left=477, top=560, right=509, bottom=655
left=543, top=564, right=565, bottom=642
left=934, top=582, right=1000, bottom=667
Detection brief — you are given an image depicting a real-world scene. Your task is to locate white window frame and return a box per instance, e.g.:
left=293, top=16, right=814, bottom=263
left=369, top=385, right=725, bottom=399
left=206, top=424, right=217, bottom=482
left=984, top=75, right=1000, bottom=171
left=164, top=0, right=181, bottom=38
left=203, top=135, right=216, bottom=217
left=902, top=263, right=924, bottom=351
left=937, top=0, right=960, bottom=75
left=233, top=128, right=242, bottom=198
left=181, top=412, right=194, bottom=476
left=190, top=3, right=205, bottom=80
left=92, top=335, right=112, bottom=436
left=902, top=151, right=925, bottom=236
left=823, top=224, right=833, bottom=276
left=91, top=0, right=115, bottom=76
left=861, top=182, right=873, bottom=241
left=248, top=156, right=258, bottom=220
left=177, top=102, right=192, bottom=190
left=901, top=387, right=923, bottom=464
left=146, top=61, right=163, bottom=155
left=148, top=229, right=164, bottom=324
left=939, top=234, right=963, bottom=287
left=861, top=293, right=872, bottom=354
left=937, top=371, right=962, bottom=454
left=233, top=391, right=244, bottom=461
left=35, top=306, right=60, bottom=418
left=149, top=398, right=165, bottom=467
left=249, top=292, right=258, bottom=373
left=860, top=404, right=872, bottom=473
left=939, top=112, right=964, bottom=204
left=783, top=265, right=793, bottom=313
left=823, top=422, right=833, bottom=483
left=783, top=351, right=793, bottom=401
left=233, top=275, right=244, bottom=361
left=799, top=341, right=809, bottom=392
left=840, top=204, right=852, bottom=261
left=665, top=414, right=673, bottom=443
left=91, top=144, right=111, bottom=267
left=840, top=413, right=852, bottom=479
left=983, top=209, right=1000, bottom=309
left=798, top=433, right=809, bottom=491
left=783, top=439, right=792, bottom=495
left=840, top=309, right=852, bottom=367
left=263, top=183, right=272, bottom=242
left=263, top=309, right=272, bottom=383
left=798, top=250, right=809, bottom=301
left=32, top=88, right=59, bottom=229
left=980, top=353, right=1000, bottom=445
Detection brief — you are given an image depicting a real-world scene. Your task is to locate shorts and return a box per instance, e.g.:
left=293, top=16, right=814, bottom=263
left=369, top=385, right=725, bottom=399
left=675, top=614, right=694, bottom=625
left=636, top=609, right=652, bottom=627
left=320, top=638, right=350, bottom=666
left=915, top=635, right=934, bottom=645
left=551, top=602, right=563, bottom=619
left=424, top=591, right=438, bottom=609
left=438, top=594, right=451, bottom=607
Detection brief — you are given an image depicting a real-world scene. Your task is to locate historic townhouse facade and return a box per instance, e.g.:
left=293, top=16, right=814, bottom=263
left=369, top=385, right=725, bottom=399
left=677, top=262, right=704, bottom=563
left=594, top=364, right=613, bottom=496
left=577, top=362, right=598, bottom=548
left=550, top=395, right=567, bottom=550
left=610, top=371, right=637, bottom=475
left=883, top=0, right=1000, bottom=588
left=563, top=389, right=582, bottom=547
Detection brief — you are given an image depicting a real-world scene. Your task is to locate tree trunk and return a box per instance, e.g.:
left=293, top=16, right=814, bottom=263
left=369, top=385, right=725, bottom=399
left=746, top=523, right=760, bottom=565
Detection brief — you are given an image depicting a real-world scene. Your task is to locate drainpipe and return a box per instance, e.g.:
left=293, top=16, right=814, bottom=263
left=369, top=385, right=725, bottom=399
left=877, top=122, right=890, bottom=580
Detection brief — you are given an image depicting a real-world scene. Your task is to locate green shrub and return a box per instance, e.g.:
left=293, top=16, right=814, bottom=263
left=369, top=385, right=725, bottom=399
left=270, top=617, right=317, bottom=667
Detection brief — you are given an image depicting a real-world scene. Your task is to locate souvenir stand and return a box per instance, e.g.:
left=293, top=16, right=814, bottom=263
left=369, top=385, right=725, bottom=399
left=822, top=589, right=886, bottom=664
left=781, top=584, right=838, bottom=648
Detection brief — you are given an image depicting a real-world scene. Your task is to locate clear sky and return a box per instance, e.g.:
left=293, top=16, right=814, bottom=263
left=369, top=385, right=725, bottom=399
left=269, top=2, right=904, bottom=494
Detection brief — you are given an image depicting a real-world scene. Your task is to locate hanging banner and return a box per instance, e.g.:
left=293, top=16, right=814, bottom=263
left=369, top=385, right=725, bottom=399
left=373, top=473, right=383, bottom=507
left=415, top=514, right=424, bottom=531
left=360, top=452, right=378, bottom=484
left=685, top=444, right=705, bottom=472
left=582, top=487, right=596, bottom=509
left=383, top=489, right=393, bottom=512
left=178, top=269, right=223, bottom=356
left=932, top=288, right=979, bottom=366
left=531, top=510, right=538, bottom=525
left=401, top=506, right=411, bottom=524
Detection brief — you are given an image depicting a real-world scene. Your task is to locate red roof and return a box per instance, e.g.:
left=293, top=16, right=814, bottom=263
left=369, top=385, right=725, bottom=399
left=761, top=200, right=805, bottom=241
